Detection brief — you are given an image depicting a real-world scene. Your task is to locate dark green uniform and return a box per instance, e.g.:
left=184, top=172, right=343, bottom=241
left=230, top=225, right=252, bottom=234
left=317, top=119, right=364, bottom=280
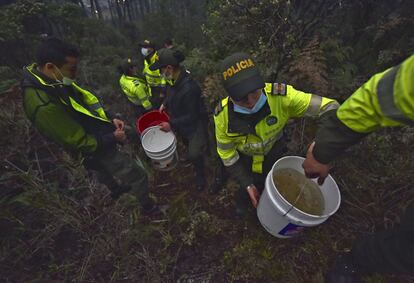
left=163, top=67, right=208, bottom=188
left=21, top=64, right=152, bottom=208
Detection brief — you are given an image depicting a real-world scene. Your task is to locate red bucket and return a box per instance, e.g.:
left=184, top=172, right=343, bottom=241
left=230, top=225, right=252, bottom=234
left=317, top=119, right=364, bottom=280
left=136, top=110, right=169, bottom=135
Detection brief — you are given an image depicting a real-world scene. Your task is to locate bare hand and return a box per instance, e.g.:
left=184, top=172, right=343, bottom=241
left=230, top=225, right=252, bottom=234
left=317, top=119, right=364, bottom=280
left=112, top=118, right=125, bottom=131
left=159, top=104, right=165, bottom=112
left=159, top=122, right=171, bottom=132
left=113, top=128, right=127, bottom=143
left=246, top=185, right=260, bottom=208
left=302, top=141, right=331, bottom=185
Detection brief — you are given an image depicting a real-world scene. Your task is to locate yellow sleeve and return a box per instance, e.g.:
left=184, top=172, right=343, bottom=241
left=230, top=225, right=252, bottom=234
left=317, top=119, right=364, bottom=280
left=213, top=112, right=240, bottom=167
left=286, top=85, right=339, bottom=118
left=337, top=54, right=414, bottom=133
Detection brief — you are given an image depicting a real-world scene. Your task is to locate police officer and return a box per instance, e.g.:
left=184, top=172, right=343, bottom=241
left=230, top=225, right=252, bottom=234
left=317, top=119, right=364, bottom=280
left=118, top=58, right=153, bottom=117
left=303, top=54, right=414, bottom=281
left=214, top=52, right=339, bottom=216
left=139, top=39, right=167, bottom=108
left=21, top=38, right=158, bottom=215
left=163, top=38, right=174, bottom=49
left=149, top=48, right=208, bottom=191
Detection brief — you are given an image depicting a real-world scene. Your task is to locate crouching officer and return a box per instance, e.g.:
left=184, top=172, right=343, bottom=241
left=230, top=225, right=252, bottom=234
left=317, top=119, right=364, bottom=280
left=118, top=59, right=153, bottom=117
left=21, top=38, right=159, bottom=215
left=214, top=52, right=339, bottom=216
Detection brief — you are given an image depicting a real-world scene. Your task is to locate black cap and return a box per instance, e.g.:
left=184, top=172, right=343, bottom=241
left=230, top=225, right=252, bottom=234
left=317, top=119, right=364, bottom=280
left=220, top=52, right=265, bottom=101
left=139, top=39, right=155, bottom=48
left=118, top=58, right=144, bottom=78
left=149, top=48, right=185, bottom=71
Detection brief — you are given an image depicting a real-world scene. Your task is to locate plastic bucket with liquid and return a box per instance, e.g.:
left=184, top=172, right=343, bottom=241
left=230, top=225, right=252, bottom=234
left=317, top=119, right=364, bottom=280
left=141, top=126, right=178, bottom=171
left=257, top=156, right=341, bottom=238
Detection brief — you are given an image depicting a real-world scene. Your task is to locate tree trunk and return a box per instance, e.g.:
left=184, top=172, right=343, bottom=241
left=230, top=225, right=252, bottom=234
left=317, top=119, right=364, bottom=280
left=108, top=0, right=116, bottom=23
left=89, top=0, right=95, bottom=17
left=78, top=0, right=85, bottom=10
left=94, top=0, right=103, bottom=19
left=115, top=0, right=124, bottom=23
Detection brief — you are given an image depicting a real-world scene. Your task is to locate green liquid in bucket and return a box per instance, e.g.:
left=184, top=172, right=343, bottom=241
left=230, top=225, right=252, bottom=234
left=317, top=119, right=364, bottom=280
left=273, top=168, right=325, bottom=216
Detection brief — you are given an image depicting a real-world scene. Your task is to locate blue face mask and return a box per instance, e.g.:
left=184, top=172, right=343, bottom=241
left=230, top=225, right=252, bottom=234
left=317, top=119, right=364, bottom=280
left=233, top=93, right=267, bottom=114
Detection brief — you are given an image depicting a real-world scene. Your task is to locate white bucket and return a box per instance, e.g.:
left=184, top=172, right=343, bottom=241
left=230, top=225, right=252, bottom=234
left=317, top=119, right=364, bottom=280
left=141, top=126, right=178, bottom=171
left=257, top=156, right=341, bottom=238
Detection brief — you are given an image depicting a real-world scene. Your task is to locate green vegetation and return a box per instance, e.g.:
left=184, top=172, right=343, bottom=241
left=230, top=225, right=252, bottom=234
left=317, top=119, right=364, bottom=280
left=1, top=0, right=413, bottom=282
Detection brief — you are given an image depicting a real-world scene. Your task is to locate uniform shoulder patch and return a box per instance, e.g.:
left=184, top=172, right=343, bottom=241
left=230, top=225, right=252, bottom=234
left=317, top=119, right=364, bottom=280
left=271, top=83, right=287, bottom=96
left=132, top=80, right=141, bottom=86
left=214, top=101, right=223, bottom=116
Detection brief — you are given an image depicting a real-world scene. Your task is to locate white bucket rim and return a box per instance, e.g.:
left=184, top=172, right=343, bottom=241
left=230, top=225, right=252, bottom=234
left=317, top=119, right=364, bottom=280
left=147, top=148, right=177, bottom=161
left=141, top=126, right=176, bottom=154
left=270, top=155, right=341, bottom=218
left=145, top=143, right=177, bottom=158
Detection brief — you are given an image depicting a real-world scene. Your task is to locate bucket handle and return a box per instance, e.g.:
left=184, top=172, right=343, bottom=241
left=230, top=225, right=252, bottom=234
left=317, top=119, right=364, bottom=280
left=282, top=205, right=294, bottom=217
left=282, top=182, right=306, bottom=217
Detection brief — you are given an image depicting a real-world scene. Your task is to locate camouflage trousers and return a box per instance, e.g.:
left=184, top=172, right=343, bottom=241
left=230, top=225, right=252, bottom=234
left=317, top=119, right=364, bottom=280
left=84, top=147, right=151, bottom=208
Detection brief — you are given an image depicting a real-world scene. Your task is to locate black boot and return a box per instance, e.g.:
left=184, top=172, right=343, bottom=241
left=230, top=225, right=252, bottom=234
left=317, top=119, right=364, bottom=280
left=110, top=185, right=131, bottom=199
left=235, top=189, right=250, bottom=218
left=208, top=176, right=223, bottom=194
left=193, top=157, right=206, bottom=191
left=195, top=170, right=206, bottom=191
left=208, top=164, right=226, bottom=195
left=141, top=201, right=162, bottom=217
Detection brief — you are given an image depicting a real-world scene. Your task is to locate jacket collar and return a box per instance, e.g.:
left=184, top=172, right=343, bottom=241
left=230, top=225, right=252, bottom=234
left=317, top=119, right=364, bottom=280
left=22, top=63, right=64, bottom=89
left=145, top=51, right=157, bottom=64
left=22, top=64, right=87, bottom=110
left=171, top=67, right=189, bottom=88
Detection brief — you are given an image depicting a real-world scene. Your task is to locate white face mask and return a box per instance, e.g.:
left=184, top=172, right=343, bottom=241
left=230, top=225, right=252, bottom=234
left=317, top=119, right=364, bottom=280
left=161, top=69, right=173, bottom=81
left=62, top=77, right=74, bottom=86
left=141, top=48, right=150, bottom=57
left=53, top=65, right=74, bottom=86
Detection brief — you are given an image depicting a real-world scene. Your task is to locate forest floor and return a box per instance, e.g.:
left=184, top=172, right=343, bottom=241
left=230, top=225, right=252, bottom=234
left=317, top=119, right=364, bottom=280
left=1, top=87, right=414, bottom=282
left=141, top=126, right=414, bottom=283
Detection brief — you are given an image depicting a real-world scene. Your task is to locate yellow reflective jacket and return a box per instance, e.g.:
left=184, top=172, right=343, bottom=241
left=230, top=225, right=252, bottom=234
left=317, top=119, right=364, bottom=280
left=143, top=52, right=167, bottom=90
left=214, top=83, right=339, bottom=173
left=313, top=54, right=414, bottom=164
left=337, top=54, right=414, bottom=132
left=119, top=74, right=152, bottom=110
left=22, top=64, right=112, bottom=154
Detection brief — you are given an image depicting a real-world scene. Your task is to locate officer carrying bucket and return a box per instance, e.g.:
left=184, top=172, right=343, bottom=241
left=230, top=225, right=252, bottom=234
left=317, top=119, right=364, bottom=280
left=213, top=52, right=339, bottom=217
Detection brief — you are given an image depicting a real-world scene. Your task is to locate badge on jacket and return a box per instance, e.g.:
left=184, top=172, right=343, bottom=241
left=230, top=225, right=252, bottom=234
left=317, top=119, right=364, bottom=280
left=266, top=115, right=278, bottom=125
left=272, top=83, right=287, bottom=96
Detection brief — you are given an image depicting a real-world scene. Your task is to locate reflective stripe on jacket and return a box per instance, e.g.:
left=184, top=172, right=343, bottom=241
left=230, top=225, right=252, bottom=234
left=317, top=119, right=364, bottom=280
left=22, top=64, right=112, bottom=154
left=337, top=54, right=414, bottom=132
left=26, top=64, right=110, bottom=122
left=143, top=52, right=167, bottom=89
left=119, top=74, right=152, bottom=109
